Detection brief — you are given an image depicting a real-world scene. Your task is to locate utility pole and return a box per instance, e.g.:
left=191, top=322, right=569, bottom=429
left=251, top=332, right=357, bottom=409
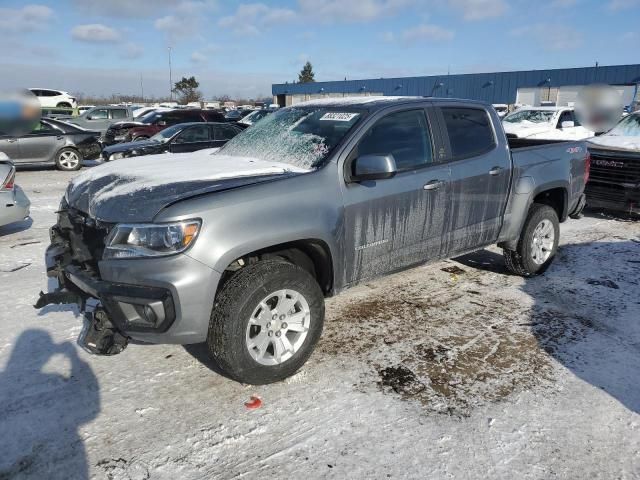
left=140, top=74, right=144, bottom=103
left=168, top=46, right=173, bottom=101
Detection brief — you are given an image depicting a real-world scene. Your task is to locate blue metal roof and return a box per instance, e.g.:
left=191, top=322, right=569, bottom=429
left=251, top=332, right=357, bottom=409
left=272, top=64, right=640, bottom=104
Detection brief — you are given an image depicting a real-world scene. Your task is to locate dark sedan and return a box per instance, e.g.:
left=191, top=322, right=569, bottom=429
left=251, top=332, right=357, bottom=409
left=0, top=118, right=101, bottom=171
left=102, top=122, right=242, bottom=161
left=103, top=109, right=227, bottom=145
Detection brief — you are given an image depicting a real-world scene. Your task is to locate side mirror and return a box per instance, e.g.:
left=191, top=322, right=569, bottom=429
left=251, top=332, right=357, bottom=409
left=561, top=120, right=575, bottom=129
left=351, top=154, right=397, bottom=182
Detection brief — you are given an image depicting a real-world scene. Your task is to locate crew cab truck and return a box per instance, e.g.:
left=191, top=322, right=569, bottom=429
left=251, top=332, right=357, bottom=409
left=38, top=97, right=588, bottom=385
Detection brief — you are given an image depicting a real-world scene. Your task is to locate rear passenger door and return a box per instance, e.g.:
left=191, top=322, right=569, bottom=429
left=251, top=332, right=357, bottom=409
left=341, top=106, right=452, bottom=284
left=436, top=105, right=510, bottom=254
left=212, top=124, right=240, bottom=147
left=169, top=125, right=211, bottom=153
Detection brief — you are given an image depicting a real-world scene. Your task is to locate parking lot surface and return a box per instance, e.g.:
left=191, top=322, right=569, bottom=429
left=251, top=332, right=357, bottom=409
left=1, top=167, right=639, bottom=479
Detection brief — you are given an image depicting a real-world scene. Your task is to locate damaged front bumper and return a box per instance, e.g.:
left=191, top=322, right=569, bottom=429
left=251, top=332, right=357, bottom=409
left=37, top=206, right=220, bottom=353
left=37, top=208, right=176, bottom=355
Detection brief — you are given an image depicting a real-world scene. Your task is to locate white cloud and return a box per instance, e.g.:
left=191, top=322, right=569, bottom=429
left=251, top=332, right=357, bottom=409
left=402, top=23, right=455, bottom=42
left=447, top=0, right=508, bottom=20
left=0, top=4, right=53, bottom=33
left=608, top=0, right=640, bottom=10
left=219, top=3, right=296, bottom=35
left=190, top=52, right=208, bottom=64
left=71, top=24, right=121, bottom=43
left=154, top=1, right=218, bottom=41
left=121, top=43, right=144, bottom=59
left=189, top=44, right=222, bottom=64
left=297, top=0, right=413, bottom=23
left=72, top=0, right=183, bottom=17
left=510, top=23, right=582, bottom=50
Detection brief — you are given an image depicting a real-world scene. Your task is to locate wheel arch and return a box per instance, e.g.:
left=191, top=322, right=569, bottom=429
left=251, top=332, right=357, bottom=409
left=214, top=238, right=335, bottom=299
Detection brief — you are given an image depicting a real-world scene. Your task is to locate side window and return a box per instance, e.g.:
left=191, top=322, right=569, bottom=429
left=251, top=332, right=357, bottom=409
left=29, top=121, right=60, bottom=135
left=175, top=125, right=209, bottom=143
left=214, top=125, right=239, bottom=141
left=111, top=109, right=128, bottom=119
left=558, top=111, right=573, bottom=128
left=354, top=109, right=433, bottom=171
left=30, top=89, right=42, bottom=97
left=89, top=109, right=109, bottom=120
left=183, top=112, right=204, bottom=123
left=440, top=107, right=496, bottom=159
left=163, top=114, right=184, bottom=126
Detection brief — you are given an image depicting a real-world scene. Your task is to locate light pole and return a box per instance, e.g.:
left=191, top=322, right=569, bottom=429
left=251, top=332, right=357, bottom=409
left=168, top=46, right=173, bottom=101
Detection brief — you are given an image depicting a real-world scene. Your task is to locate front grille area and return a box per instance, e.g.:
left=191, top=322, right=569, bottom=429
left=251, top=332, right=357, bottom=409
left=57, top=208, right=110, bottom=273
left=588, top=149, right=640, bottom=185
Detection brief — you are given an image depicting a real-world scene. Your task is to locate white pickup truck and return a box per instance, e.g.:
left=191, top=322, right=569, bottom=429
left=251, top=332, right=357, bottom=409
left=503, top=107, right=594, bottom=141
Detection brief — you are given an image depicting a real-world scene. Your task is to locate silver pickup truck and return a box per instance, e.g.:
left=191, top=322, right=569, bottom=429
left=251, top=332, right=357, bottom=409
left=38, top=97, right=588, bottom=384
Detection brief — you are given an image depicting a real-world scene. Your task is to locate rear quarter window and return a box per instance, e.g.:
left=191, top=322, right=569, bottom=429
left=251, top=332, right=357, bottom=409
left=441, top=107, right=496, bottom=159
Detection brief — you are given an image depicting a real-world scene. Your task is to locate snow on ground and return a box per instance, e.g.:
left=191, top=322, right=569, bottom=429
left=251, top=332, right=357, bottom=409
left=0, top=167, right=639, bottom=480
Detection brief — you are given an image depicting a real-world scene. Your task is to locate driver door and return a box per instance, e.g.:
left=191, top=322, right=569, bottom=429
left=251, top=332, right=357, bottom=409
left=169, top=125, right=211, bottom=153
left=340, top=106, right=452, bottom=285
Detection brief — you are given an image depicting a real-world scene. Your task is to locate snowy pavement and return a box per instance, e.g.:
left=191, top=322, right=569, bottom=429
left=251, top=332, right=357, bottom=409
left=1, top=167, right=639, bottom=480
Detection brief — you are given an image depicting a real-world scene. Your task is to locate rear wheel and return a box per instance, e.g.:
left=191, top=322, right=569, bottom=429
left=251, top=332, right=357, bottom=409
left=503, top=203, right=559, bottom=276
left=56, top=102, right=72, bottom=109
left=55, top=148, right=82, bottom=171
left=207, top=259, right=325, bottom=384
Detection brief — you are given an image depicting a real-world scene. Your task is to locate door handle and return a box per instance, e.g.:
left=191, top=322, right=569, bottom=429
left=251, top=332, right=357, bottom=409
left=489, top=167, right=503, bottom=176
left=423, top=180, right=444, bottom=191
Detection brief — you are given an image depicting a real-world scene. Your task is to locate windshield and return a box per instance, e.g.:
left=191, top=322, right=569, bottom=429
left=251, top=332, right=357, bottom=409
left=504, top=110, right=555, bottom=124
left=218, top=107, right=363, bottom=169
left=607, top=113, right=640, bottom=136
left=150, top=124, right=183, bottom=143
left=139, top=111, right=163, bottom=124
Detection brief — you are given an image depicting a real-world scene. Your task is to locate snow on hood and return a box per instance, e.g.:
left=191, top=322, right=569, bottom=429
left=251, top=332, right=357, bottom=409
left=588, top=134, right=640, bottom=152
left=68, top=149, right=310, bottom=222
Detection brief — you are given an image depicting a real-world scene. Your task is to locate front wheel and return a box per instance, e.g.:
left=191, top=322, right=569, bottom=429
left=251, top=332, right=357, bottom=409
left=207, top=259, right=325, bottom=384
left=55, top=148, right=82, bottom=171
left=503, top=203, right=560, bottom=277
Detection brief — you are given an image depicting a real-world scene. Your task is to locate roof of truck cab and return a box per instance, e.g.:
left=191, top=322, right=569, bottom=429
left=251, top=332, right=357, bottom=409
left=293, top=96, right=490, bottom=110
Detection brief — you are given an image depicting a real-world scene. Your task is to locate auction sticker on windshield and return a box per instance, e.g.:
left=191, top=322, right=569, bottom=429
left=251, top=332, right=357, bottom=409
left=319, top=112, right=359, bottom=121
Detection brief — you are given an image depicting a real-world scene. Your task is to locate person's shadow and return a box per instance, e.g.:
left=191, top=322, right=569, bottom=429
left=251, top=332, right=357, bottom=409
left=455, top=239, right=640, bottom=414
left=0, top=330, right=100, bottom=479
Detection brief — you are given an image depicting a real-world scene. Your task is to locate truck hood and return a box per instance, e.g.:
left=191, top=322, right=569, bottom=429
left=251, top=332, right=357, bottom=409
left=588, top=134, right=640, bottom=152
left=66, top=150, right=310, bottom=223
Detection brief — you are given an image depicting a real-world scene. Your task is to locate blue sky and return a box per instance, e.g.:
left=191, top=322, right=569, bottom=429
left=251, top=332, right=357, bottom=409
left=1, top=0, right=639, bottom=99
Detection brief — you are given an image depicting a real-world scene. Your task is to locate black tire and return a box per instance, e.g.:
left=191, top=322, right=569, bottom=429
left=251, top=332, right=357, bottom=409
left=503, top=203, right=560, bottom=277
left=55, top=147, right=82, bottom=171
left=207, top=259, right=325, bottom=385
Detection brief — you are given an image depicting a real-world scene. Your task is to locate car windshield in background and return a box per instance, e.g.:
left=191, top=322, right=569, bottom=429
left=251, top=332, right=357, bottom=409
left=608, top=113, right=640, bottom=136
left=218, top=107, right=363, bottom=169
left=150, top=124, right=183, bottom=143
left=139, top=112, right=163, bottom=124
left=504, top=110, right=555, bottom=124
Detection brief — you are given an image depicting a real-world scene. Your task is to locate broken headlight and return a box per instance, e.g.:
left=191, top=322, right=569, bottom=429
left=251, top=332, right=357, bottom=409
left=103, top=220, right=201, bottom=259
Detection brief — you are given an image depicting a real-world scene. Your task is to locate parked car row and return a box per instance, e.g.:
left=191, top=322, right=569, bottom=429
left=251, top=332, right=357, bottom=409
left=102, top=122, right=243, bottom=161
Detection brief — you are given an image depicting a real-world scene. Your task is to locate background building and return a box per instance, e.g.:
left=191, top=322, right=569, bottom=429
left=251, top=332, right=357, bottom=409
left=272, top=63, right=640, bottom=109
